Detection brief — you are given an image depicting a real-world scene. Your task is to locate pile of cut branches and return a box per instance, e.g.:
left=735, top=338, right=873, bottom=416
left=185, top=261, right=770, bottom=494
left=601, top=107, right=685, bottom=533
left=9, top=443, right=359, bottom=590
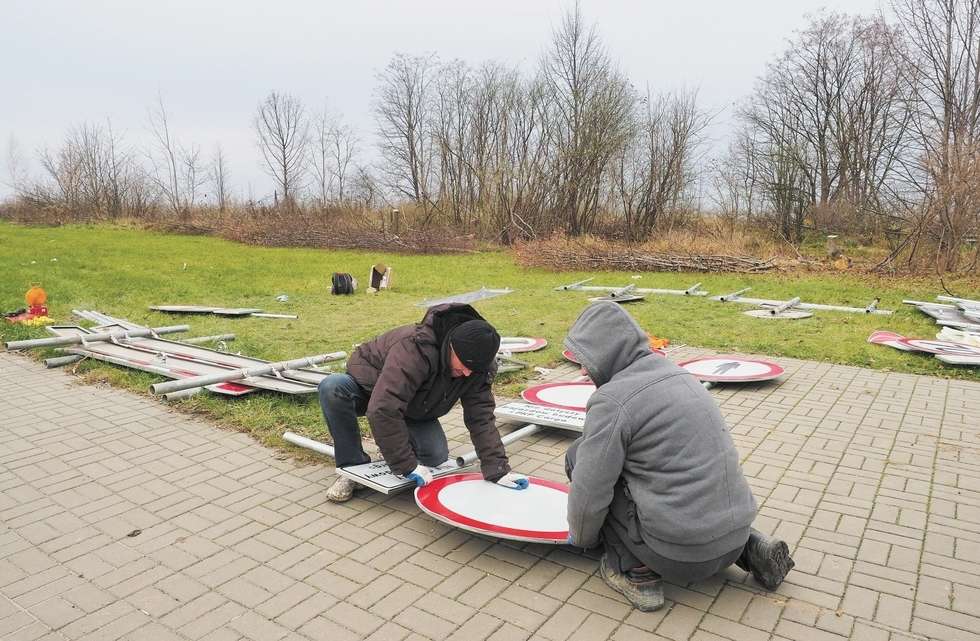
left=515, top=237, right=777, bottom=273
left=220, top=207, right=477, bottom=254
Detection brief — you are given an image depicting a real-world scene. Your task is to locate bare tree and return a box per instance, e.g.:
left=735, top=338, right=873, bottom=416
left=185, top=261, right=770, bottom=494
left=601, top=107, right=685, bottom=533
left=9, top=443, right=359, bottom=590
left=254, top=91, right=309, bottom=206
left=541, top=3, right=635, bottom=234
left=889, top=0, right=980, bottom=271
left=148, top=96, right=205, bottom=218
left=614, top=89, right=710, bottom=240
left=210, top=144, right=230, bottom=212
left=375, top=53, right=438, bottom=206
left=310, top=107, right=359, bottom=207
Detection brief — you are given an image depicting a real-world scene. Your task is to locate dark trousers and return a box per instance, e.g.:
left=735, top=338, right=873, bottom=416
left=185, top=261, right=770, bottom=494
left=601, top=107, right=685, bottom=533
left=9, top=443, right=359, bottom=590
left=565, top=438, right=742, bottom=585
left=317, top=373, right=450, bottom=469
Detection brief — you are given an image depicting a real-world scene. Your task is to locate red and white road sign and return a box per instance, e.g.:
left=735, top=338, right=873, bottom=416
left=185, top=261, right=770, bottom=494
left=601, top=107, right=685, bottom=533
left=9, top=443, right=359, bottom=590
left=522, top=381, right=596, bottom=411
left=499, top=337, right=548, bottom=353
left=562, top=349, right=580, bottom=364
left=867, top=331, right=916, bottom=351
left=415, top=473, right=569, bottom=543
left=677, top=355, right=784, bottom=383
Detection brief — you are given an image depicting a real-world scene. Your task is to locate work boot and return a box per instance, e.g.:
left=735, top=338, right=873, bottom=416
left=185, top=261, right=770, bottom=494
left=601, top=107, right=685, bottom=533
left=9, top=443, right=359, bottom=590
left=326, top=476, right=357, bottom=502
left=736, top=529, right=795, bottom=590
left=599, top=554, right=665, bottom=612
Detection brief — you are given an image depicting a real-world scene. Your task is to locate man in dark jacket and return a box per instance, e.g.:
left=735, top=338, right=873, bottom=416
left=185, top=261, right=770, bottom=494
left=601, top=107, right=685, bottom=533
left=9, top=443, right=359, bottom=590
left=564, top=302, right=794, bottom=611
left=318, top=303, right=528, bottom=502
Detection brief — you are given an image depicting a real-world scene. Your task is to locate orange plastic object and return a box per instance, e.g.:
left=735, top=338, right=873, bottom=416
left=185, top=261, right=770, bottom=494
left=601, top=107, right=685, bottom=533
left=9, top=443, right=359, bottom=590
left=25, top=285, right=47, bottom=307
left=647, top=334, right=670, bottom=350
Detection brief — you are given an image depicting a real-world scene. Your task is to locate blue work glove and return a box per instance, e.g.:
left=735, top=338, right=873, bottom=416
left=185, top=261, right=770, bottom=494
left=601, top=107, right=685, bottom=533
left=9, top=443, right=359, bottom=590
left=567, top=533, right=574, bottom=546
left=495, top=472, right=529, bottom=490
left=406, top=464, right=434, bottom=487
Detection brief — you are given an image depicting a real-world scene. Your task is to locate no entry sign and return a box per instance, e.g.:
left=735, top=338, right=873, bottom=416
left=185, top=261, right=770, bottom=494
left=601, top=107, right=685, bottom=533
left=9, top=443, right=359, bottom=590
left=522, top=382, right=596, bottom=411
left=415, top=473, right=569, bottom=543
left=677, top=356, right=784, bottom=383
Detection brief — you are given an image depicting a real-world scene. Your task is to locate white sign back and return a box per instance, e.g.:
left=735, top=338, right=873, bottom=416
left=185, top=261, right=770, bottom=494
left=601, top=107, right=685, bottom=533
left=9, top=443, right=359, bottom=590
left=494, top=402, right=585, bottom=432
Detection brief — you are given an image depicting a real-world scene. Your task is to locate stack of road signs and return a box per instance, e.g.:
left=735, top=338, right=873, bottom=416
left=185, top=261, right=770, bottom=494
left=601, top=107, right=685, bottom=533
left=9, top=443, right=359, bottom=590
left=38, top=324, right=334, bottom=395
left=415, top=473, right=569, bottom=544
left=869, top=330, right=980, bottom=366
left=495, top=381, right=592, bottom=432
left=904, top=296, right=980, bottom=333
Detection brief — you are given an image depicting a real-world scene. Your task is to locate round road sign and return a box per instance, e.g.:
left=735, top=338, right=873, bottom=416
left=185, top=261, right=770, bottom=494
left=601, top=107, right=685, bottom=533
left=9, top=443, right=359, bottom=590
left=677, top=356, right=784, bottom=383
left=522, top=381, right=596, bottom=411
left=415, top=473, right=569, bottom=543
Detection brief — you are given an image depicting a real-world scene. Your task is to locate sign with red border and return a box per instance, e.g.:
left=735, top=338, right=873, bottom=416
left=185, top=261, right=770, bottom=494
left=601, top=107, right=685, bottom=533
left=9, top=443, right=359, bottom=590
left=521, top=382, right=596, bottom=411
left=499, top=337, right=548, bottom=353
left=677, top=356, right=784, bottom=383
left=415, top=473, right=569, bottom=543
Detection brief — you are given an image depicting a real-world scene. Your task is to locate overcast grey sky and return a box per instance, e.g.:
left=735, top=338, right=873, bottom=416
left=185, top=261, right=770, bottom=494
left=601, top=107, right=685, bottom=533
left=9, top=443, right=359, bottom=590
left=1, top=0, right=886, bottom=201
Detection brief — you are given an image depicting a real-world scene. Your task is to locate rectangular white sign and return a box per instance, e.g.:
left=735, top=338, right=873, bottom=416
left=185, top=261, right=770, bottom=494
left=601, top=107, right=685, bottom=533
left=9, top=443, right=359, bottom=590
left=338, top=459, right=469, bottom=494
left=494, top=402, right=585, bottom=432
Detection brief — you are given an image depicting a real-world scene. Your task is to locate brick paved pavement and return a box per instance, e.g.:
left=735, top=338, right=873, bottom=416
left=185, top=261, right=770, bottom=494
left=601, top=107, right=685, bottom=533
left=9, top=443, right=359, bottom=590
left=2, top=348, right=979, bottom=640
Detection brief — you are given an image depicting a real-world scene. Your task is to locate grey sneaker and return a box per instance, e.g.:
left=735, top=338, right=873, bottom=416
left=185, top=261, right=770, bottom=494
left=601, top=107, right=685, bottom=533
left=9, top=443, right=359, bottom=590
left=326, top=476, right=357, bottom=502
left=599, top=554, right=665, bottom=611
left=736, top=529, right=795, bottom=590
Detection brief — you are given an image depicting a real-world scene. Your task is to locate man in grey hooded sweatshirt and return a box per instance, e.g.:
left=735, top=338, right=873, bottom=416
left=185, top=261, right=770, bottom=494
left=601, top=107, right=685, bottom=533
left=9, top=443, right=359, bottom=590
left=564, top=302, right=794, bottom=611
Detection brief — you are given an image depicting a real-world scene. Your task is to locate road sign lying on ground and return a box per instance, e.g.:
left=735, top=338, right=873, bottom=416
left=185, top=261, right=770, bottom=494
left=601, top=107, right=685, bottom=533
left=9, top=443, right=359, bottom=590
left=499, top=337, right=548, bottom=353
left=494, top=402, right=585, bottom=431
left=521, top=382, right=596, bottom=411
left=337, top=459, right=471, bottom=494
left=867, top=331, right=916, bottom=351
left=562, top=349, right=580, bottom=364
left=868, top=330, right=980, bottom=367
left=418, top=287, right=513, bottom=307
left=415, top=473, right=569, bottom=544
left=677, top=356, right=785, bottom=383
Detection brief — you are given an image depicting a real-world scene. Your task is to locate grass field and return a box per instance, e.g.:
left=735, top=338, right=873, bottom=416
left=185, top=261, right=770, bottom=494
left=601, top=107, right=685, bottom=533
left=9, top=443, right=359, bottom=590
left=1, top=221, right=977, bottom=452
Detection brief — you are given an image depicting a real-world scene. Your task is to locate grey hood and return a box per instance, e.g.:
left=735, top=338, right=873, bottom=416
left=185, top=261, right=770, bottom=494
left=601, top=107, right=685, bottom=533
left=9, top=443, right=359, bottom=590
left=564, top=302, right=652, bottom=386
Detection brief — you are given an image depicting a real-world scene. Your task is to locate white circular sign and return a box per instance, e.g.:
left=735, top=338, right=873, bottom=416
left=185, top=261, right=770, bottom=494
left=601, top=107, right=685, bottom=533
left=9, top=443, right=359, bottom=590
left=522, top=382, right=596, bottom=411
left=677, top=356, right=784, bottom=382
left=415, top=473, right=569, bottom=543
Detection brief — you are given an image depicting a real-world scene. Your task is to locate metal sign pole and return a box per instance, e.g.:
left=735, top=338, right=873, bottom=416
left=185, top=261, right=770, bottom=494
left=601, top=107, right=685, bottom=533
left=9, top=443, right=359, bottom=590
left=283, top=432, right=336, bottom=458
left=149, top=351, right=346, bottom=395
left=5, top=325, right=190, bottom=351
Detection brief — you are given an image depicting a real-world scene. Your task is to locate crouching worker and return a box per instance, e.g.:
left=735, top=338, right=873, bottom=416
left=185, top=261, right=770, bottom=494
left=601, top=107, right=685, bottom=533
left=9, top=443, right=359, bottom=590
left=564, top=302, right=794, bottom=611
left=318, top=303, right=528, bottom=502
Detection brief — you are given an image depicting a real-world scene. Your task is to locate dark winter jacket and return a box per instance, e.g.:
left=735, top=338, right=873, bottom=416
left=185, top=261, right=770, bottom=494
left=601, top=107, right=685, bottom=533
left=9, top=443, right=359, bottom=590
left=564, top=302, right=757, bottom=562
left=346, top=303, right=510, bottom=480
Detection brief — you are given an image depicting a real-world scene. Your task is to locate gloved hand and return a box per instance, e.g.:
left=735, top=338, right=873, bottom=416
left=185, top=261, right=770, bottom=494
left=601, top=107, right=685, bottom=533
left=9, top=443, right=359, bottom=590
left=495, top=472, right=529, bottom=490
left=566, top=533, right=574, bottom=546
left=406, top=464, right=434, bottom=487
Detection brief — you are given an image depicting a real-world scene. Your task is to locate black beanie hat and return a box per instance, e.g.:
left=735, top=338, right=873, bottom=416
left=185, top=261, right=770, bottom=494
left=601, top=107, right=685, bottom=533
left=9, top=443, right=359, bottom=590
left=449, top=320, right=501, bottom=372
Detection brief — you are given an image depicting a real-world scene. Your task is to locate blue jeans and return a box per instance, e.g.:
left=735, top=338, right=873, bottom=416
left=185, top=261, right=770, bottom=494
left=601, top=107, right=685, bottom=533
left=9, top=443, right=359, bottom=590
left=317, top=373, right=449, bottom=469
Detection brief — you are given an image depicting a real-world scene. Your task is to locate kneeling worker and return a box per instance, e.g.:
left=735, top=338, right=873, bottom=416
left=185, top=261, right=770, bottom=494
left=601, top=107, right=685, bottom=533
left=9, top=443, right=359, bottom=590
left=564, top=302, right=794, bottom=611
left=319, top=303, right=528, bottom=501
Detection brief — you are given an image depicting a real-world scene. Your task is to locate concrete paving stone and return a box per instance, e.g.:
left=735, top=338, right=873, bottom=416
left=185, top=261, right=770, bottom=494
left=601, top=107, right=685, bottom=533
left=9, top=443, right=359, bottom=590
left=5, top=353, right=980, bottom=641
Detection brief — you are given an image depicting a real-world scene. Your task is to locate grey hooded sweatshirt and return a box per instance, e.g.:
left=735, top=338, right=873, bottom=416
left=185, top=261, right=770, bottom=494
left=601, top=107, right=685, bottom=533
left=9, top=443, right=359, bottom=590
left=564, top=302, right=757, bottom=562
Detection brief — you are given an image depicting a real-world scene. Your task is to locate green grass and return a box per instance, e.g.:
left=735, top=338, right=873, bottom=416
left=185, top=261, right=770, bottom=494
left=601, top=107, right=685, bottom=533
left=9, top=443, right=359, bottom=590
left=1, top=221, right=977, bottom=454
